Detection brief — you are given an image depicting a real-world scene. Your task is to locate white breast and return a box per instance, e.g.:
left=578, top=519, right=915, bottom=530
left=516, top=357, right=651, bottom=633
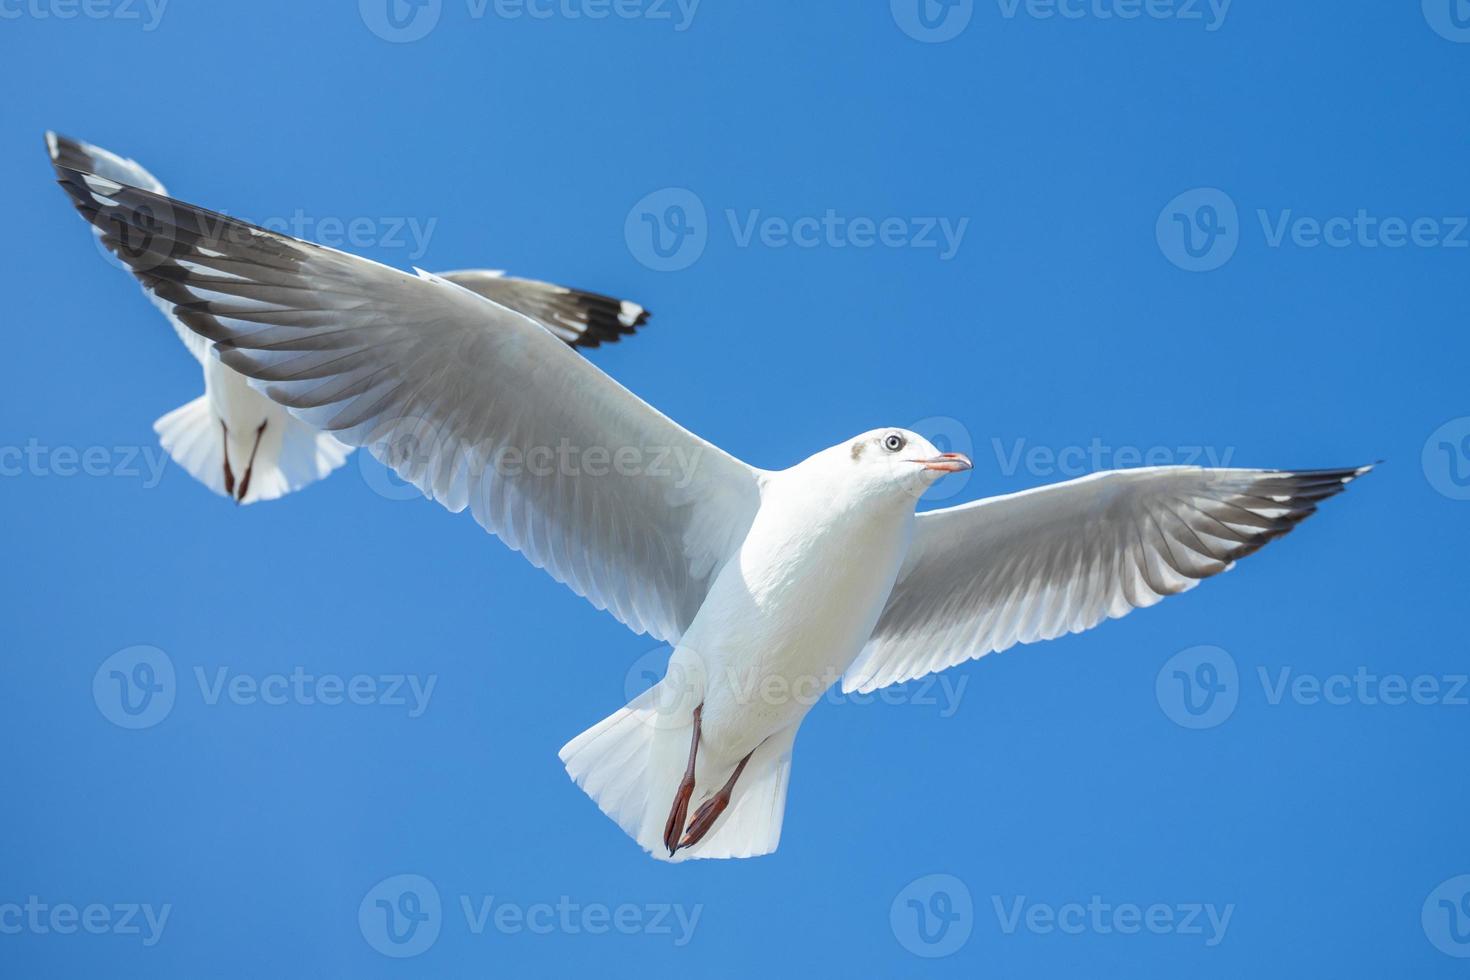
left=675, top=471, right=915, bottom=763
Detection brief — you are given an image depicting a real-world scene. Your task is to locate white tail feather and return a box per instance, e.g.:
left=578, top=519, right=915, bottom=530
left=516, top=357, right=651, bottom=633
left=153, top=396, right=352, bottom=504
left=559, top=682, right=799, bottom=862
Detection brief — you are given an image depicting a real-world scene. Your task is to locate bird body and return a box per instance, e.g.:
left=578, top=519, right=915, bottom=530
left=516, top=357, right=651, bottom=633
left=686, top=445, right=918, bottom=760
left=52, top=148, right=1373, bottom=863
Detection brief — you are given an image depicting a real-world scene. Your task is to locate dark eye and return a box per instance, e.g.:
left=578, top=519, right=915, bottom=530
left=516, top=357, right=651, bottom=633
left=882, top=433, right=905, bottom=453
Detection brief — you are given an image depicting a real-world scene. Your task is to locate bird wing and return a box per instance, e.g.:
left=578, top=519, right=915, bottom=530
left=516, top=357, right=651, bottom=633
left=844, top=464, right=1372, bottom=693
left=438, top=269, right=650, bottom=349
left=55, top=165, right=764, bottom=643
left=46, top=132, right=212, bottom=363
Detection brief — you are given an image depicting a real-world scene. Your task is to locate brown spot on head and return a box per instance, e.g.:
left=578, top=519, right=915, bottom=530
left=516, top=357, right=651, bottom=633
left=850, top=441, right=866, bottom=461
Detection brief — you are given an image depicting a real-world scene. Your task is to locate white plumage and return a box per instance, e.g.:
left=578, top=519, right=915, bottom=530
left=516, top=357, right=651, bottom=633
left=52, top=152, right=1372, bottom=861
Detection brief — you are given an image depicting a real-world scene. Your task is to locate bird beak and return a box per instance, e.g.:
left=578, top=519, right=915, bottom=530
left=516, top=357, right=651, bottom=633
left=912, top=452, right=973, bottom=473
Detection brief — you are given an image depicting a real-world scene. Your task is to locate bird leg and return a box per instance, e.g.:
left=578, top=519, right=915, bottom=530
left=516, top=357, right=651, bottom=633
left=219, top=420, right=236, bottom=498
left=235, top=420, right=268, bottom=503
left=677, top=744, right=757, bottom=852
left=663, top=703, right=702, bottom=855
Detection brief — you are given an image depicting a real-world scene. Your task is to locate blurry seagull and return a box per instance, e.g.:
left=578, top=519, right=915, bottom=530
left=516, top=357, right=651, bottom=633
left=47, top=133, right=651, bottom=504
left=52, top=155, right=1372, bottom=860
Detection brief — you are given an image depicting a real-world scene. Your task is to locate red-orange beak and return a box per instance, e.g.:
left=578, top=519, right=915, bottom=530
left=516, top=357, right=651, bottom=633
left=911, top=452, right=973, bottom=473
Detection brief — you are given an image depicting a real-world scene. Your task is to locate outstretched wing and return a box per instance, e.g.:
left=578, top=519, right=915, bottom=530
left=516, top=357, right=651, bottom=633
left=46, top=131, right=212, bottom=362
left=439, top=270, right=650, bottom=348
left=844, top=464, right=1372, bottom=693
left=47, top=134, right=653, bottom=356
left=55, top=164, right=764, bottom=643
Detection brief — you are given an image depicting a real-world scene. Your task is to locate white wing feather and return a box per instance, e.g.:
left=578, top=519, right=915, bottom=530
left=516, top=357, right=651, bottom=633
left=845, top=464, right=1371, bottom=693
left=56, top=167, right=764, bottom=643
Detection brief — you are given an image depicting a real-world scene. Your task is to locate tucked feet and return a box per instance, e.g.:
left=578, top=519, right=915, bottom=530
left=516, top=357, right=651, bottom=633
left=236, top=420, right=268, bottom=503
left=677, top=748, right=754, bottom=852
left=220, top=420, right=235, bottom=498
left=664, top=703, right=702, bottom=855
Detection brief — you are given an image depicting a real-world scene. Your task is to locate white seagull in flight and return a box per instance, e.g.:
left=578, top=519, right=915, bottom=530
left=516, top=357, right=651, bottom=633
left=48, top=133, right=651, bottom=504
left=53, top=155, right=1372, bottom=861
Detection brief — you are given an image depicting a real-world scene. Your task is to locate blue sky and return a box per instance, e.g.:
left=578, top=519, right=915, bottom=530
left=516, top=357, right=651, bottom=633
left=2, top=1, right=1468, bottom=976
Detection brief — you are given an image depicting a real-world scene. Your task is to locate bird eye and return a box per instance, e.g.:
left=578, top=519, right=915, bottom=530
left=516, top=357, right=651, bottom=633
left=882, top=433, right=905, bottom=453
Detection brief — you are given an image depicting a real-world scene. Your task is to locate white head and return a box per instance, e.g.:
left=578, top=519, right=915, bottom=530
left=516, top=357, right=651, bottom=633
left=811, top=427, right=973, bottom=504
